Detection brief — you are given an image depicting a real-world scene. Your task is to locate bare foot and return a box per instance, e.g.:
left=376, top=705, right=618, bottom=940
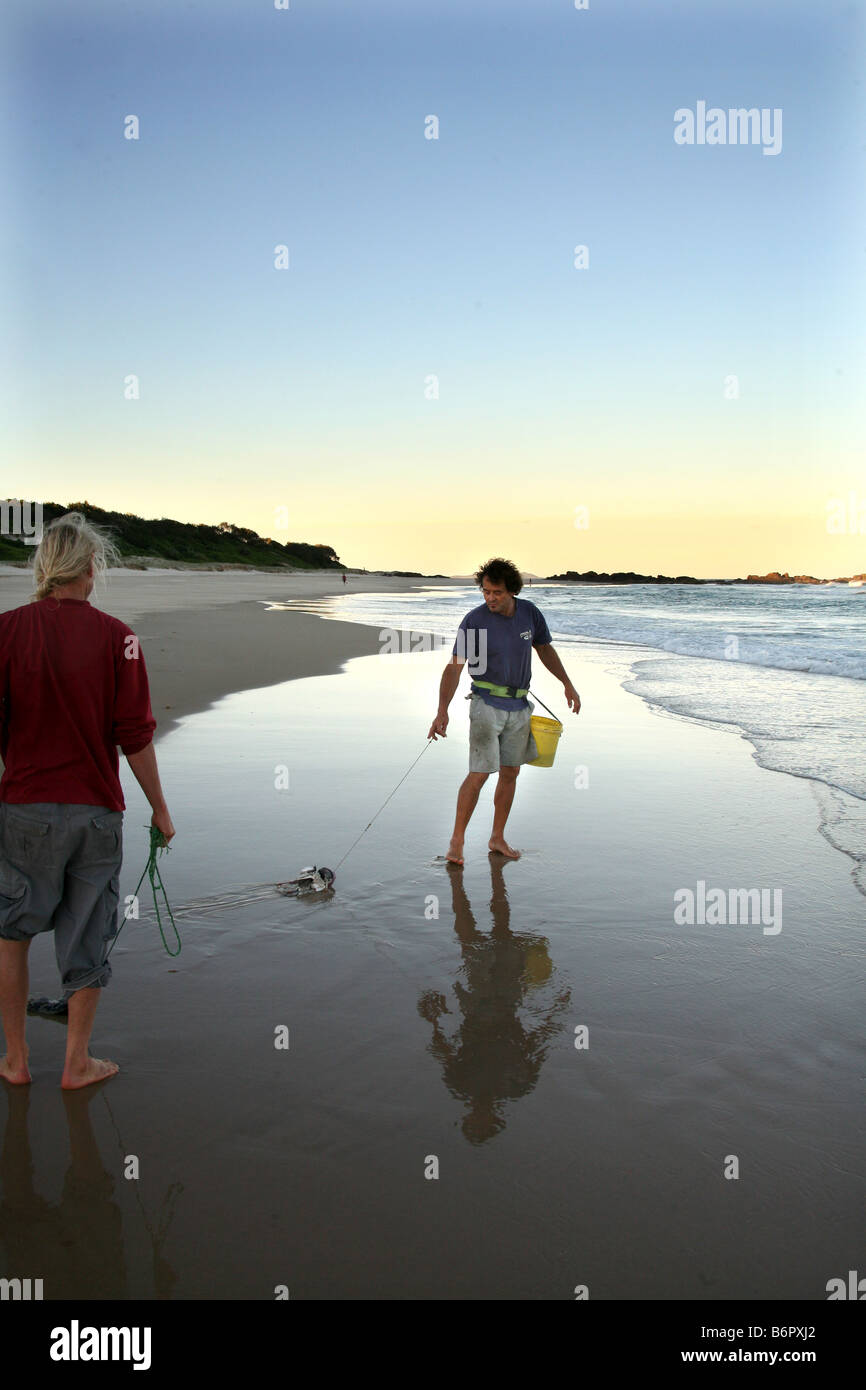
left=446, top=838, right=464, bottom=865
left=0, top=1055, right=31, bottom=1085
left=61, top=1057, right=119, bottom=1090
left=489, top=837, right=520, bottom=860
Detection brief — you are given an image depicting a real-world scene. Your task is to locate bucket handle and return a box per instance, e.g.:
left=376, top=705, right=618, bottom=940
left=529, top=689, right=563, bottom=725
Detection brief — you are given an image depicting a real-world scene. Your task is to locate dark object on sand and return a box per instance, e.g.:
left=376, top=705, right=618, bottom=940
left=27, top=995, right=69, bottom=1023
left=275, top=866, right=336, bottom=897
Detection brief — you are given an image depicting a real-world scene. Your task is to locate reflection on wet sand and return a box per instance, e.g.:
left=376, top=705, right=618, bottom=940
left=0, top=1083, right=180, bottom=1300
left=418, top=857, right=571, bottom=1145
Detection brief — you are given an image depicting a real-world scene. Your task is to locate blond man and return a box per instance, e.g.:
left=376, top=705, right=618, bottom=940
left=0, top=513, right=174, bottom=1088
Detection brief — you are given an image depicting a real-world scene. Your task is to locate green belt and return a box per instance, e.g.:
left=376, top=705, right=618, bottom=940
left=472, top=679, right=529, bottom=699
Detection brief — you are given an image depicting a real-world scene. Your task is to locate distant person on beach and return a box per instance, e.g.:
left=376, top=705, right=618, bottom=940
left=428, top=558, right=580, bottom=864
left=0, top=513, right=175, bottom=1089
left=342, top=573, right=347, bottom=585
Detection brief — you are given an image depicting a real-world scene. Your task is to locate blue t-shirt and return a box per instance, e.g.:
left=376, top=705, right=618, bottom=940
left=452, top=598, right=552, bottom=709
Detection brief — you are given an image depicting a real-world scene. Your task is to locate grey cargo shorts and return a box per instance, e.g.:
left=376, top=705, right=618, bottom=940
left=0, top=803, right=123, bottom=997
left=468, top=694, right=538, bottom=773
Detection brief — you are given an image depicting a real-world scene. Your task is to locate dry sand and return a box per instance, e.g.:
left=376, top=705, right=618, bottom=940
left=0, top=568, right=460, bottom=738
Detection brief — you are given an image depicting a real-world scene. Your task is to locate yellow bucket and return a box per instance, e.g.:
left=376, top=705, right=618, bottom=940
left=528, top=715, right=563, bottom=768
left=523, top=939, right=553, bottom=987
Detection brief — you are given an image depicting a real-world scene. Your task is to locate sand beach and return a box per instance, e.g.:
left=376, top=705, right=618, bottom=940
left=1, top=569, right=863, bottom=1300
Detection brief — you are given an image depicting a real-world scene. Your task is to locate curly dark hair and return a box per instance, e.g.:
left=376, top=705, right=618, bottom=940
left=473, top=557, right=523, bottom=595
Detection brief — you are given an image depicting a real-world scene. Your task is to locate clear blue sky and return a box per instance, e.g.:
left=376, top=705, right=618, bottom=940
left=2, top=0, right=863, bottom=575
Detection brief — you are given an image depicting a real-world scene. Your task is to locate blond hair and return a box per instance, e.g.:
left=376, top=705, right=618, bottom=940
left=31, top=511, right=121, bottom=602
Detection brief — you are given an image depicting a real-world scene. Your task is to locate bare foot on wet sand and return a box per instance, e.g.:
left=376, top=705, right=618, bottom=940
left=446, top=838, right=465, bottom=865
left=489, top=837, right=520, bottom=860
left=61, top=1057, right=119, bottom=1090
left=0, top=1054, right=32, bottom=1085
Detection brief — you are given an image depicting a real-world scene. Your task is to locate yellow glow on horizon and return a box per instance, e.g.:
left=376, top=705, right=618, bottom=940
left=22, top=428, right=865, bottom=580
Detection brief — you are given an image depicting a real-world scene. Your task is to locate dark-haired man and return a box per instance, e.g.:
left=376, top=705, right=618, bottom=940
left=428, top=558, right=580, bottom=864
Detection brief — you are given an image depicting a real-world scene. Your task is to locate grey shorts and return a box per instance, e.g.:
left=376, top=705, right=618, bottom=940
left=0, top=803, right=123, bottom=997
left=468, top=694, right=537, bottom=773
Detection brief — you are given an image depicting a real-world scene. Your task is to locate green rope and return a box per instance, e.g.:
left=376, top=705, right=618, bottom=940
left=108, top=826, right=181, bottom=959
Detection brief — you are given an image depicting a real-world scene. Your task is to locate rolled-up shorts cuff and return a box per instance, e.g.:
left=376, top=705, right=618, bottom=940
left=62, top=962, right=112, bottom=999
left=0, top=923, right=31, bottom=941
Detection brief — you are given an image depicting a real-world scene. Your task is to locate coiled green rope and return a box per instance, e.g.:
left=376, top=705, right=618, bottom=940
left=28, top=827, right=180, bottom=1022
left=107, top=825, right=181, bottom=959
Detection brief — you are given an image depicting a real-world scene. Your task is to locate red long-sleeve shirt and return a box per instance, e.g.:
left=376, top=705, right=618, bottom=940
left=0, top=597, right=156, bottom=812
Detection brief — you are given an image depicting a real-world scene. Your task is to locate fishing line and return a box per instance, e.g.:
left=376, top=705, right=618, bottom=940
left=334, top=737, right=435, bottom=871
left=101, top=1091, right=183, bottom=1297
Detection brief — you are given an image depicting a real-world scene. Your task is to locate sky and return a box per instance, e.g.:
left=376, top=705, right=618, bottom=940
left=2, top=0, right=864, bottom=577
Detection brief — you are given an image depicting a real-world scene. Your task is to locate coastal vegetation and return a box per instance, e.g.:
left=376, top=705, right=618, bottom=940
left=0, top=501, right=343, bottom=570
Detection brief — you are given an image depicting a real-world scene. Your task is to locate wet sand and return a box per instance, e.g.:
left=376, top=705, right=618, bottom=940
left=1, top=580, right=864, bottom=1299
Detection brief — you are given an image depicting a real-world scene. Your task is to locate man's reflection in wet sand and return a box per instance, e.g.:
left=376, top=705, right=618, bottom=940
left=418, top=857, right=571, bottom=1144
left=0, top=1082, right=180, bottom=1299
left=0, top=1083, right=127, bottom=1298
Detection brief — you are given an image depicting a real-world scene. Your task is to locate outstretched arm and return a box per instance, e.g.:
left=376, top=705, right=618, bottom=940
left=428, top=656, right=465, bottom=738
left=533, top=644, right=580, bottom=714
